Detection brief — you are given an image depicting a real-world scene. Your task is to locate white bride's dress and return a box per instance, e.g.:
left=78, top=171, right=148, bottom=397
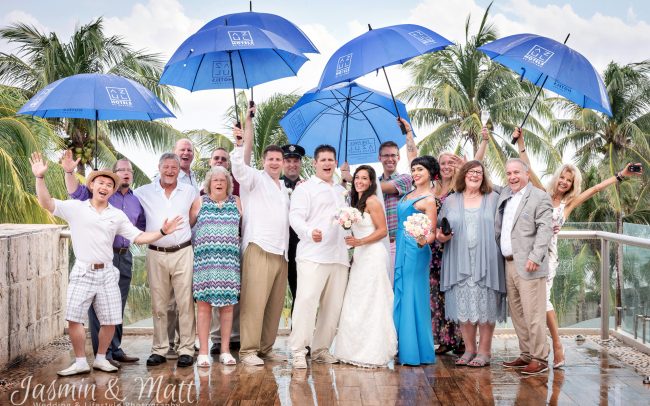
left=334, top=213, right=397, bottom=367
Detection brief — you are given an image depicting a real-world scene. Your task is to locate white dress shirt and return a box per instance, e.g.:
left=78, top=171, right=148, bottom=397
left=231, top=146, right=289, bottom=257
left=500, top=182, right=530, bottom=256
left=289, top=175, right=350, bottom=267
left=53, top=199, right=142, bottom=263
left=135, top=180, right=197, bottom=247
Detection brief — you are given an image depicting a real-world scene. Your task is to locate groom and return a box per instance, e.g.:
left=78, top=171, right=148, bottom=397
left=289, top=144, right=350, bottom=369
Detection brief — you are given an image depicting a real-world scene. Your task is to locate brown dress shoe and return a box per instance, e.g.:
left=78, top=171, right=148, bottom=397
left=503, top=357, right=530, bottom=368
left=113, top=353, right=139, bottom=363
left=521, top=360, right=548, bottom=375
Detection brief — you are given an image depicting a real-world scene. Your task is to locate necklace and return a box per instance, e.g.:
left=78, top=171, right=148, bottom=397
left=212, top=195, right=228, bottom=208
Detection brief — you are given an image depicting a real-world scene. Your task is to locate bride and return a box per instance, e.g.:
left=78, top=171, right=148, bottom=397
left=334, top=165, right=397, bottom=367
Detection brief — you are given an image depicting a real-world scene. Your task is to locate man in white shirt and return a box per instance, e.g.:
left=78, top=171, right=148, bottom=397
left=231, top=124, right=290, bottom=366
left=29, top=152, right=182, bottom=377
left=135, top=153, right=201, bottom=368
left=289, top=144, right=350, bottom=369
left=495, top=158, right=553, bottom=376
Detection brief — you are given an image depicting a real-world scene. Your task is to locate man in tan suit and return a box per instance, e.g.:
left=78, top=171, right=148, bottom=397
left=495, top=158, right=553, bottom=375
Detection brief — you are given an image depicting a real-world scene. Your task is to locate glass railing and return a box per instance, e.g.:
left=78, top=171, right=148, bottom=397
left=62, top=223, right=649, bottom=344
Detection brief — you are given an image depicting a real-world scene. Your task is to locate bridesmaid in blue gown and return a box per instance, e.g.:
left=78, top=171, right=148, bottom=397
left=394, top=155, right=440, bottom=366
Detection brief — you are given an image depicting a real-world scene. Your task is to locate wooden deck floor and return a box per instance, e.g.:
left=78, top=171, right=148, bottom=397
left=1, top=335, right=649, bottom=405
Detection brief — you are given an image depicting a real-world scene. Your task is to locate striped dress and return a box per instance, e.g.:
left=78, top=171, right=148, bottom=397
left=192, top=194, right=240, bottom=307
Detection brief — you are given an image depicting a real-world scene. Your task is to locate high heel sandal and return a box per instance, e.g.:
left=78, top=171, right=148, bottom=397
left=468, top=354, right=491, bottom=368
left=197, top=354, right=211, bottom=368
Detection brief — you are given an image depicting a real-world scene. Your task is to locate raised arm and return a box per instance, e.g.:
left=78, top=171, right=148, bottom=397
left=474, top=127, right=490, bottom=161
left=398, top=118, right=419, bottom=164
left=231, top=125, right=258, bottom=188
left=30, top=152, right=55, bottom=213
left=564, top=163, right=644, bottom=219
left=60, top=150, right=82, bottom=195
left=242, top=105, right=256, bottom=166
left=512, top=128, right=544, bottom=191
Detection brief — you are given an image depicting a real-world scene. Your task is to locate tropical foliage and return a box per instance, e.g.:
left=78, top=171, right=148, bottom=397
left=0, top=18, right=181, bottom=175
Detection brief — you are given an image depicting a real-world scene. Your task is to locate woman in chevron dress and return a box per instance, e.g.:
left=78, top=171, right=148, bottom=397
left=192, top=166, right=242, bottom=367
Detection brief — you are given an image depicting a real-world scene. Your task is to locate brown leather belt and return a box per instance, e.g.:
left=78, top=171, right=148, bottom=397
left=148, top=240, right=192, bottom=253
left=504, top=255, right=514, bottom=261
left=113, top=247, right=129, bottom=255
left=91, top=263, right=105, bottom=270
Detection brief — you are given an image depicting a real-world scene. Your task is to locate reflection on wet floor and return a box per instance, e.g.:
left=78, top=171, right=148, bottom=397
left=1, top=335, right=649, bottom=405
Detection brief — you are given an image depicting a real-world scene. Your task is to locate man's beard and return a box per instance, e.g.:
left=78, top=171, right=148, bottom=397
left=121, top=182, right=130, bottom=189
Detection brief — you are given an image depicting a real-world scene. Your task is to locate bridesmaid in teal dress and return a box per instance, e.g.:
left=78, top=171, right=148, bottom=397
left=394, top=155, right=440, bottom=365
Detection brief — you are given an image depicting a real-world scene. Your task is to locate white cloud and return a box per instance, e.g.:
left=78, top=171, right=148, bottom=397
left=0, top=10, right=49, bottom=54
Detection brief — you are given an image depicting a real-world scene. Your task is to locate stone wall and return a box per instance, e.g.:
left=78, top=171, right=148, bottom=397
left=0, top=224, right=68, bottom=370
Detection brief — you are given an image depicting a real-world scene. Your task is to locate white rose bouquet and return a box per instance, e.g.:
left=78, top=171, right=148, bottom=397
left=403, top=213, right=432, bottom=248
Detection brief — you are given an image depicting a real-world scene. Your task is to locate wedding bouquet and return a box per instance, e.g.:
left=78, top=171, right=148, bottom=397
left=403, top=213, right=432, bottom=248
left=334, top=207, right=362, bottom=230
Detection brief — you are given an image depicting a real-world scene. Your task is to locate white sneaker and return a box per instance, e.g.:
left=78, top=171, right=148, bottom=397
left=240, top=353, right=264, bottom=366
left=312, top=351, right=338, bottom=364
left=93, top=358, right=119, bottom=372
left=57, top=362, right=91, bottom=377
left=293, top=354, right=307, bottom=369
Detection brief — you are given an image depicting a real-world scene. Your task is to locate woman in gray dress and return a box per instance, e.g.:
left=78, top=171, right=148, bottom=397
left=435, top=160, right=506, bottom=367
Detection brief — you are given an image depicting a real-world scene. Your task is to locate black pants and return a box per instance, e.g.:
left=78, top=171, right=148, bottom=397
left=88, top=250, right=132, bottom=359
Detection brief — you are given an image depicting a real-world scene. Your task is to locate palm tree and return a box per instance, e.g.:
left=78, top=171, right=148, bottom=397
left=0, top=18, right=181, bottom=176
left=0, top=85, right=68, bottom=223
left=553, top=60, right=650, bottom=325
left=399, top=3, right=559, bottom=180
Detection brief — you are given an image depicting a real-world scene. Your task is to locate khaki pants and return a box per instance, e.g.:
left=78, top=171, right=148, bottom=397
left=239, top=243, right=288, bottom=357
left=289, top=260, right=349, bottom=356
left=505, top=260, right=549, bottom=363
left=146, top=246, right=196, bottom=357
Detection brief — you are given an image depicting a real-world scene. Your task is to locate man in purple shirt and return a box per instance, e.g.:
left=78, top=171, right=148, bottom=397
left=62, top=152, right=145, bottom=367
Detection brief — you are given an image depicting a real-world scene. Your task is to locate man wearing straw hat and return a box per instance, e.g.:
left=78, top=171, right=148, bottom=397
left=29, top=152, right=183, bottom=377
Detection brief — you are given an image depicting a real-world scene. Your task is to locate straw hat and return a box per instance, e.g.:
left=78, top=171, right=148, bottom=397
left=86, top=169, right=120, bottom=191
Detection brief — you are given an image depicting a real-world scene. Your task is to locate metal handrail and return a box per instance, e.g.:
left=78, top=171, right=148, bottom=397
left=558, top=230, right=650, bottom=340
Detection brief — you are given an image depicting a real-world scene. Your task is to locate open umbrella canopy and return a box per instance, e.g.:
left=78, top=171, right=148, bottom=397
left=199, top=12, right=319, bottom=54
left=280, top=82, right=413, bottom=165
left=317, top=24, right=453, bottom=90
left=478, top=33, right=611, bottom=116
left=18, top=73, right=176, bottom=120
left=160, top=24, right=309, bottom=91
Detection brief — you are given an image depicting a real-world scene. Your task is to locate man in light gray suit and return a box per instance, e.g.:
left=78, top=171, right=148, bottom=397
left=496, top=158, right=553, bottom=375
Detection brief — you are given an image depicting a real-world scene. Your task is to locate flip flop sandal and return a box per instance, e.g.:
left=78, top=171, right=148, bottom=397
left=455, top=352, right=477, bottom=366
left=197, top=354, right=211, bottom=368
left=219, top=353, right=237, bottom=365
left=468, top=354, right=491, bottom=367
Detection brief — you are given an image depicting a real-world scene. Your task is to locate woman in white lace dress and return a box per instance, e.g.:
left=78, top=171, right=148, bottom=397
left=513, top=127, right=643, bottom=368
left=334, top=165, right=397, bottom=367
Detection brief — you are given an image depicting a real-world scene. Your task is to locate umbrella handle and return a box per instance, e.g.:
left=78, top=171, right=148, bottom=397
left=249, top=100, right=255, bottom=118
left=398, top=120, right=407, bottom=135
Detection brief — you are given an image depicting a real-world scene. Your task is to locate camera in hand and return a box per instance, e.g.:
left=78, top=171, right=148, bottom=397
left=441, top=217, right=452, bottom=236
left=629, top=163, right=642, bottom=173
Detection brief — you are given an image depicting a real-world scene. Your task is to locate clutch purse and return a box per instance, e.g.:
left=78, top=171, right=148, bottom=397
left=440, top=217, right=452, bottom=236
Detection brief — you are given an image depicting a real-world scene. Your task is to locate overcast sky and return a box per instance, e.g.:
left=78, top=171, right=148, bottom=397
left=1, top=0, right=649, bottom=176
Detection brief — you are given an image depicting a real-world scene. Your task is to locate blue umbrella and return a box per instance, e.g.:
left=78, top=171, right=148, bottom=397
left=18, top=73, right=175, bottom=169
left=280, top=82, right=413, bottom=165
left=198, top=2, right=318, bottom=54
left=478, top=33, right=611, bottom=142
left=317, top=24, right=452, bottom=133
left=160, top=23, right=309, bottom=126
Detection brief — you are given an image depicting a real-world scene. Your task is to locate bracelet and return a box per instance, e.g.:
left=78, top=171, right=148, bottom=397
left=159, top=227, right=167, bottom=236
left=35, top=176, right=44, bottom=179
left=65, top=171, right=73, bottom=174
left=615, top=173, right=625, bottom=182
left=520, top=148, right=526, bottom=153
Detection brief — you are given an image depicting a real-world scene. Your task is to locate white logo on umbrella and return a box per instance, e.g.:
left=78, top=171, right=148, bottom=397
left=408, top=30, right=436, bottom=45
left=228, top=31, right=254, bottom=46
left=523, top=45, right=554, bottom=67
left=106, top=87, right=132, bottom=107
left=336, top=53, right=353, bottom=76
left=28, top=88, right=52, bottom=108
